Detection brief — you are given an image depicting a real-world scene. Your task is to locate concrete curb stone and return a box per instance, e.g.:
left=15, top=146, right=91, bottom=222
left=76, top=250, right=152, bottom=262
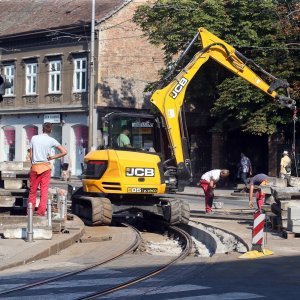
left=0, top=215, right=84, bottom=272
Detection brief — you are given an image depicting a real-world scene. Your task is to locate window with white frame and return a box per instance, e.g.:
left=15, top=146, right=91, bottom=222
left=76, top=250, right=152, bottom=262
left=4, top=65, right=15, bottom=96
left=73, top=58, right=87, bottom=92
left=26, top=63, right=37, bottom=95
left=49, top=60, right=61, bottom=93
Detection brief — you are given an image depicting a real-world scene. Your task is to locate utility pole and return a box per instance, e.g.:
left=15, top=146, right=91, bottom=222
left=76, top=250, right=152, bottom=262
left=88, top=0, right=95, bottom=151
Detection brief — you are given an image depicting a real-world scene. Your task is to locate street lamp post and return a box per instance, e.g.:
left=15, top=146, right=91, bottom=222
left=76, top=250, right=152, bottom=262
left=88, top=0, right=95, bottom=151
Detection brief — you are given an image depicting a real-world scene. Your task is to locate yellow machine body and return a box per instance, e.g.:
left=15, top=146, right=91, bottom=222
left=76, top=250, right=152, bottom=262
left=82, top=149, right=166, bottom=195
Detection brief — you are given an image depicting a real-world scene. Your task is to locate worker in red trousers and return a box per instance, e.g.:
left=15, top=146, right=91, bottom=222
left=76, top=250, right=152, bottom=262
left=199, top=169, right=230, bottom=214
left=28, top=122, right=67, bottom=216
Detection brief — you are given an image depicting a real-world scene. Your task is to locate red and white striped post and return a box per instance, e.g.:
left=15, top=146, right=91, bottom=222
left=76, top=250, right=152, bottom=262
left=251, top=211, right=266, bottom=251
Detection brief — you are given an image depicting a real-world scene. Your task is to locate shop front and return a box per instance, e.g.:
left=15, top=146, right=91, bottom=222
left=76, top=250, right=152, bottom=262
left=0, top=111, right=89, bottom=178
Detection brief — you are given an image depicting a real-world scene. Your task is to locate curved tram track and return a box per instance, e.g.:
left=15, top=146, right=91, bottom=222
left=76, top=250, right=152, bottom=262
left=0, top=223, right=141, bottom=298
left=0, top=223, right=193, bottom=299
left=78, top=225, right=193, bottom=300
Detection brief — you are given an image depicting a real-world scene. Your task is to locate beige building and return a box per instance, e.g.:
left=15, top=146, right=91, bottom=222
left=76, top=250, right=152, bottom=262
left=0, top=0, right=165, bottom=177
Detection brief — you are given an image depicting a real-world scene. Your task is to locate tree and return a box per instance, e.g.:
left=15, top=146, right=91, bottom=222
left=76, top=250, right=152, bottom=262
left=133, top=0, right=299, bottom=135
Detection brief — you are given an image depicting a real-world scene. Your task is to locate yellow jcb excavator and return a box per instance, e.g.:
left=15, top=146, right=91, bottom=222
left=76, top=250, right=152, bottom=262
left=71, top=27, right=295, bottom=226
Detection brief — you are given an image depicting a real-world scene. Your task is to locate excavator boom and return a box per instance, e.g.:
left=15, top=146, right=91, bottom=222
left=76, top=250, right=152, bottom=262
left=150, top=27, right=295, bottom=182
left=73, top=27, right=295, bottom=226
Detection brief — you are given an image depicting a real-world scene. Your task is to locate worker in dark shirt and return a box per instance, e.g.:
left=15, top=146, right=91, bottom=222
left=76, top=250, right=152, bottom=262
left=249, top=173, right=269, bottom=210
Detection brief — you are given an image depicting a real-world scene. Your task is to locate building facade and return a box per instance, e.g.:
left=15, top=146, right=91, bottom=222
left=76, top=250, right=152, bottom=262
left=0, top=32, right=91, bottom=177
left=0, top=0, right=128, bottom=177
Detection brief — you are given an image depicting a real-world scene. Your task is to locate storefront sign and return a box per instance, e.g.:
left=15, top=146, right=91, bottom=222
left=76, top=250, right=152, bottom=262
left=44, top=114, right=61, bottom=123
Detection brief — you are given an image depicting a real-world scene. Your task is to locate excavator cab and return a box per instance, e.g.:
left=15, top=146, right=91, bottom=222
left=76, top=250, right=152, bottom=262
left=101, top=112, right=162, bottom=154
left=98, top=111, right=188, bottom=193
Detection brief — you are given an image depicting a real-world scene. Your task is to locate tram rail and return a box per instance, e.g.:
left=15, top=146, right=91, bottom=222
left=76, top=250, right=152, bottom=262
left=0, top=223, right=141, bottom=297
left=0, top=223, right=193, bottom=299
left=77, top=225, right=193, bottom=300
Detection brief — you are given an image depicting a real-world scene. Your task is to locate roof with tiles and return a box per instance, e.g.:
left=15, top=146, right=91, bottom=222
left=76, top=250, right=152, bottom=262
left=0, top=0, right=129, bottom=37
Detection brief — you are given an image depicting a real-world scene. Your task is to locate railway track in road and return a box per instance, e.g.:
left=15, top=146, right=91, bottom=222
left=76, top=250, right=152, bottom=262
left=78, top=225, right=193, bottom=300
left=0, top=223, right=141, bottom=298
left=0, top=223, right=193, bottom=299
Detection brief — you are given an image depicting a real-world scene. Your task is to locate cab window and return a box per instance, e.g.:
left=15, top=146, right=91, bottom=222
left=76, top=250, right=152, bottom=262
left=110, top=116, right=156, bottom=151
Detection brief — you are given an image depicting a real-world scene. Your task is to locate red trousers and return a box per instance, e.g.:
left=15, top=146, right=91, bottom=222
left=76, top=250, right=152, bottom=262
left=28, top=169, right=51, bottom=216
left=199, top=179, right=214, bottom=213
left=256, top=190, right=265, bottom=211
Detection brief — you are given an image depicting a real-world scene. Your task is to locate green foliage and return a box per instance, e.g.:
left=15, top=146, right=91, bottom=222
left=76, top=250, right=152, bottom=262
left=133, top=0, right=299, bottom=135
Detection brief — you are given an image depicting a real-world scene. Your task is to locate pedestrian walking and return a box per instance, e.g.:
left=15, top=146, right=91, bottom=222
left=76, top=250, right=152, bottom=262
left=28, top=123, right=67, bottom=216
left=198, top=169, right=230, bottom=214
left=239, top=153, right=252, bottom=185
left=248, top=173, right=269, bottom=211
left=61, top=155, right=71, bottom=181
left=279, top=150, right=292, bottom=179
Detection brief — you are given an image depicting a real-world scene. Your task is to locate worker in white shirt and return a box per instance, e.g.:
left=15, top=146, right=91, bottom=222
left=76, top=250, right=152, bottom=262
left=199, top=169, right=230, bottom=214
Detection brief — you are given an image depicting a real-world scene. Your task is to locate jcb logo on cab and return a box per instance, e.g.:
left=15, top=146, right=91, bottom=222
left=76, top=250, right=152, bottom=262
left=126, top=168, right=155, bottom=177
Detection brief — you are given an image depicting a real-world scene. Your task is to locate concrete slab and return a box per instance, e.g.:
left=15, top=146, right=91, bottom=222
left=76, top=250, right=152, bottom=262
left=289, top=176, right=300, bottom=187
left=3, top=226, right=53, bottom=239
left=4, top=180, right=23, bottom=190
left=280, top=200, right=300, bottom=210
left=0, top=170, right=30, bottom=178
left=0, top=196, right=16, bottom=207
left=288, top=206, right=300, bottom=220
left=0, top=215, right=48, bottom=226
left=271, top=187, right=300, bottom=201
left=0, top=161, right=30, bottom=171
left=0, top=215, right=84, bottom=271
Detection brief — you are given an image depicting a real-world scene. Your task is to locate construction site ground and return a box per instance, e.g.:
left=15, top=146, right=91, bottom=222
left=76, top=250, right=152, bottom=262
left=0, top=179, right=299, bottom=272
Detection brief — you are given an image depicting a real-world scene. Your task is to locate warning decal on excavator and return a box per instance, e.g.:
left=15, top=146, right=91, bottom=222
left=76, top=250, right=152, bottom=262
left=127, top=187, right=158, bottom=193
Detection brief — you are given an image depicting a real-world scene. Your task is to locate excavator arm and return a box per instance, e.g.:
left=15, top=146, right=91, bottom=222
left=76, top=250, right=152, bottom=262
left=150, top=27, right=295, bottom=184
